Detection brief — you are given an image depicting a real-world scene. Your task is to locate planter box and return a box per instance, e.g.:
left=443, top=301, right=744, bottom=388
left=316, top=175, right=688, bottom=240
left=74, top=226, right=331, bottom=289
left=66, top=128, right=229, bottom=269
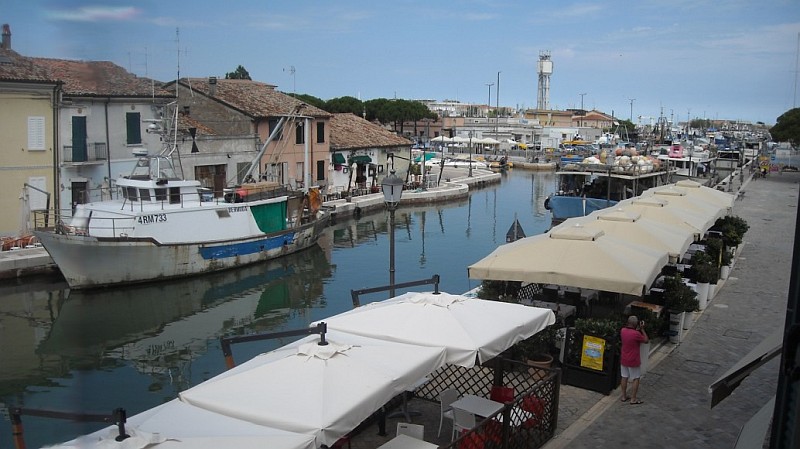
left=561, top=328, right=620, bottom=395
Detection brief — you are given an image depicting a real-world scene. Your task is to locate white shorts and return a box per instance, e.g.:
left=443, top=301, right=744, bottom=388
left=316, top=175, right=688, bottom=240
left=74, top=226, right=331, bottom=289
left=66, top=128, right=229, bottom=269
left=621, top=365, right=642, bottom=380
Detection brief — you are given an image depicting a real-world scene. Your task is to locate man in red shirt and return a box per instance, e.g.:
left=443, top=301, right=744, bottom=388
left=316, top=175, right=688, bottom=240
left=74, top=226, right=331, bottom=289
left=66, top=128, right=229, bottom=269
left=620, top=315, right=648, bottom=404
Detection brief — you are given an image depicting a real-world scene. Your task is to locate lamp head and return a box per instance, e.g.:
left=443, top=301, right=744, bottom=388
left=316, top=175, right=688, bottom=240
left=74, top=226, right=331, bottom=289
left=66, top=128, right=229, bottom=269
left=381, top=169, right=403, bottom=209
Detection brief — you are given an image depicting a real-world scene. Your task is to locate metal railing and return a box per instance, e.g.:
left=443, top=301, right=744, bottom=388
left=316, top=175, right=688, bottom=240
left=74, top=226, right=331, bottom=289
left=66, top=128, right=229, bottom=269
left=62, top=142, right=108, bottom=163
left=1, top=404, right=129, bottom=449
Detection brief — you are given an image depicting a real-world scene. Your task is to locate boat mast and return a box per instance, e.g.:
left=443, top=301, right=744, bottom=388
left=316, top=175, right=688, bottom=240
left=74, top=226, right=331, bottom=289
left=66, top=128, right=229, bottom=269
left=242, top=103, right=307, bottom=182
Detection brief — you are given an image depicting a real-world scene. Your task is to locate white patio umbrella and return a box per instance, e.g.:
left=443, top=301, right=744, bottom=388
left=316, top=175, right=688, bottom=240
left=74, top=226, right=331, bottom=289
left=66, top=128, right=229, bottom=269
left=50, top=399, right=317, bottom=449
left=480, top=137, right=501, bottom=145
left=430, top=136, right=452, bottom=142
left=313, top=291, right=555, bottom=367
left=553, top=207, right=695, bottom=258
left=179, top=330, right=446, bottom=448
left=468, top=223, right=669, bottom=296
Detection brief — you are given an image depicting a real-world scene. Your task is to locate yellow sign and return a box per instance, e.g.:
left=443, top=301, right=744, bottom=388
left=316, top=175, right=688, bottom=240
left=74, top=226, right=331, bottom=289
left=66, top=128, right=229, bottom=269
left=580, top=335, right=606, bottom=371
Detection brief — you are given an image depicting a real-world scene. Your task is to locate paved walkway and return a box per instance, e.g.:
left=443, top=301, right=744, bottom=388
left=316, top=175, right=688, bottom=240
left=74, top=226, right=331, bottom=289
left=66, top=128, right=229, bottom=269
left=544, top=169, right=798, bottom=449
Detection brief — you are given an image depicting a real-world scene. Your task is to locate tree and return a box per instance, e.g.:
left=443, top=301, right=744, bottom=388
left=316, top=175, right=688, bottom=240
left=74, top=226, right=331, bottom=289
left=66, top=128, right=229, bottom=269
left=225, top=65, right=251, bottom=80
left=325, top=96, right=365, bottom=115
left=286, top=93, right=327, bottom=110
left=770, top=108, right=800, bottom=147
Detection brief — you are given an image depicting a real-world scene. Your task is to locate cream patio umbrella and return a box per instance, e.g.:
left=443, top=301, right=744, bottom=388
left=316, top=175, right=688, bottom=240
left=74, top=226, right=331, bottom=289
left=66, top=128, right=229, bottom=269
left=314, top=291, right=555, bottom=368
left=468, top=223, right=669, bottom=296
left=615, top=195, right=717, bottom=237
left=179, top=330, right=446, bottom=448
left=671, top=179, right=735, bottom=209
left=641, top=185, right=730, bottom=221
left=553, top=207, right=694, bottom=259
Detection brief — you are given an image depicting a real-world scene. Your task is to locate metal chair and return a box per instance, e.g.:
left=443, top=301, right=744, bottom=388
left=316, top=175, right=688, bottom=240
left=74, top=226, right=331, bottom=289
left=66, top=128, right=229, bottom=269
left=437, top=388, right=460, bottom=438
left=452, top=408, right=476, bottom=442
left=396, top=422, right=424, bottom=440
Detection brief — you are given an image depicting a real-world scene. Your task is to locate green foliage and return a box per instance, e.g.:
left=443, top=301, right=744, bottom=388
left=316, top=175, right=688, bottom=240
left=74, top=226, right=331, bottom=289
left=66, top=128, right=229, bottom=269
left=770, top=108, right=800, bottom=147
left=713, top=215, right=749, bottom=247
left=477, top=280, right=521, bottom=302
left=704, top=237, right=731, bottom=267
left=287, top=93, right=327, bottom=110
left=224, top=65, right=251, bottom=80
left=690, top=251, right=718, bottom=284
left=663, top=274, right=699, bottom=312
left=574, top=317, right=623, bottom=341
left=690, top=118, right=712, bottom=130
left=516, top=323, right=562, bottom=360
left=325, top=96, right=365, bottom=115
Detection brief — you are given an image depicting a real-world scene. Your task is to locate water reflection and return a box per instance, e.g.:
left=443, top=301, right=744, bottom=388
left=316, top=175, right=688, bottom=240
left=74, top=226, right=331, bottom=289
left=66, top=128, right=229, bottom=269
left=0, top=245, right=332, bottom=398
left=0, top=169, right=556, bottom=447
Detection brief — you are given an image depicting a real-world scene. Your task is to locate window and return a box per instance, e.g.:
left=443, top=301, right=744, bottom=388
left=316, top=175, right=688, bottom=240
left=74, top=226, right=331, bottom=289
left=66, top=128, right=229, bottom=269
left=139, top=188, right=151, bottom=202
left=316, top=122, right=325, bottom=143
left=126, top=112, right=142, bottom=145
left=295, top=122, right=305, bottom=144
left=316, top=160, right=325, bottom=181
left=268, top=118, right=283, bottom=140
left=27, top=116, right=45, bottom=150
left=169, top=187, right=181, bottom=204
left=154, top=188, right=167, bottom=201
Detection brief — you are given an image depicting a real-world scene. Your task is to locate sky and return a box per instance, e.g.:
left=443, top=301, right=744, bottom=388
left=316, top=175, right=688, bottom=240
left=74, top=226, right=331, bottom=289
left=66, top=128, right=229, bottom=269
left=2, top=0, right=799, bottom=125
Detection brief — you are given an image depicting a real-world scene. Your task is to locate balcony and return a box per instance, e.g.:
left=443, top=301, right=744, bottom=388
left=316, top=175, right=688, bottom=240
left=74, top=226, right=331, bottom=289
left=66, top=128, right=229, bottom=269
left=62, top=142, right=108, bottom=164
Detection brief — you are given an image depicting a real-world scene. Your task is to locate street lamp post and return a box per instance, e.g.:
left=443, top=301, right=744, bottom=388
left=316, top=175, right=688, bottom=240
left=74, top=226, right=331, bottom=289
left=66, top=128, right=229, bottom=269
left=381, top=170, right=404, bottom=298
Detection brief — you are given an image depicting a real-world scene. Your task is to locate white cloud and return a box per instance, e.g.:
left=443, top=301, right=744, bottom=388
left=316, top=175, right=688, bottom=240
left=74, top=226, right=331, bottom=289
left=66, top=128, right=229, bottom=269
left=47, top=6, right=140, bottom=22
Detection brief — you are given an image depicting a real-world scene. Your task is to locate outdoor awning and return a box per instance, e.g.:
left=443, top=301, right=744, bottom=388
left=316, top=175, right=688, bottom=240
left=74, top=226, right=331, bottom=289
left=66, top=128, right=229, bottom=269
left=349, top=155, right=372, bottom=164
left=709, top=327, right=783, bottom=408
left=332, top=153, right=346, bottom=165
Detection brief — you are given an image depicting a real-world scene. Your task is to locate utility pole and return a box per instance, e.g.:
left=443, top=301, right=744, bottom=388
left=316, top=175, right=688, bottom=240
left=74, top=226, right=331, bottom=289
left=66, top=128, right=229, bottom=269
left=580, top=93, right=587, bottom=111
left=486, top=82, right=494, bottom=118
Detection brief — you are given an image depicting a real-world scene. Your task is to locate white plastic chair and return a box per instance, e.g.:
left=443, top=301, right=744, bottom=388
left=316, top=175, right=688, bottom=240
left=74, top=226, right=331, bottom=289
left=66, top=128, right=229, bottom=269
left=396, top=422, right=424, bottom=440
left=452, top=408, right=476, bottom=441
left=437, top=388, right=460, bottom=437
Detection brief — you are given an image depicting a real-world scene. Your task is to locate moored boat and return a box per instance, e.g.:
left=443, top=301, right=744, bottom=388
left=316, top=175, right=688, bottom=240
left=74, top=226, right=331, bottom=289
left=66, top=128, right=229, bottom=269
left=544, top=150, right=670, bottom=226
left=33, top=105, right=329, bottom=289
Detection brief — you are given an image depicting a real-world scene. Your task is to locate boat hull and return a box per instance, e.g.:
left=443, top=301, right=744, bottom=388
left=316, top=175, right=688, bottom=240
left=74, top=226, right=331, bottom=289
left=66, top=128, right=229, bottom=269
left=34, top=215, right=329, bottom=289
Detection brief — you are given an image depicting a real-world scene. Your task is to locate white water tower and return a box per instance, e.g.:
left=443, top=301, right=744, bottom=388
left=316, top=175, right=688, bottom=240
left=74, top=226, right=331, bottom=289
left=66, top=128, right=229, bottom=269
left=536, top=51, right=552, bottom=111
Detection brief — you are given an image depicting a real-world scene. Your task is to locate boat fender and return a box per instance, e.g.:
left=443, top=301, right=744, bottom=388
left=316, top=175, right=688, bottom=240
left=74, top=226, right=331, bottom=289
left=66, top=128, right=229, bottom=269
left=544, top=196, right=551, bottom=210
left=353, top=206, right=362, bottom=218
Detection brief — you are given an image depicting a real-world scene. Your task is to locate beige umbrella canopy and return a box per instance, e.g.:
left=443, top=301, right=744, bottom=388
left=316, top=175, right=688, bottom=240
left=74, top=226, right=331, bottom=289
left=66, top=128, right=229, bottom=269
left=616, top=196, right=717, bottom=236
left=641, top=185, right=730, bottom=221
left=468, top=223, right=669, bottom=296
left=554, top=207, right=695, bottom=258
left=671, top=179, right=735, bottom=209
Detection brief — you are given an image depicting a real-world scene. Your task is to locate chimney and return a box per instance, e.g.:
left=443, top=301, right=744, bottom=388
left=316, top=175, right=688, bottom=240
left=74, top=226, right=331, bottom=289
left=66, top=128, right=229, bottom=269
left=208, top=76, right=217, bottom=96
left=2, top=24, right=10, bottom=50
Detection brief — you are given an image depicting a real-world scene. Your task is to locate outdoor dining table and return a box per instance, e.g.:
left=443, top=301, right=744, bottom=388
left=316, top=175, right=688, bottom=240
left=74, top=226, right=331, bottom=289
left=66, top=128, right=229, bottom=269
left=450, top=394, right=505, bottom=419
left=377, top=434, right=438, bottom=449
left=527, top=299, right=576, bottom=320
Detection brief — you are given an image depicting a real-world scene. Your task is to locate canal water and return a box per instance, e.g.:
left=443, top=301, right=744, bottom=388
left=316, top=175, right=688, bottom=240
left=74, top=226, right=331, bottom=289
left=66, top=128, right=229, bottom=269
left=0, top=169, right=556, bottom=448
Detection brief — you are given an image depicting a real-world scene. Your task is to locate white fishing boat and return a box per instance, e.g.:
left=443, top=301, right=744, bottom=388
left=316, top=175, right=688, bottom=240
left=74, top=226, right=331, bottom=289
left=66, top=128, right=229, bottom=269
left=656, top=142, right=715, bottom=178
left=34, top=103, right=329, bottom=289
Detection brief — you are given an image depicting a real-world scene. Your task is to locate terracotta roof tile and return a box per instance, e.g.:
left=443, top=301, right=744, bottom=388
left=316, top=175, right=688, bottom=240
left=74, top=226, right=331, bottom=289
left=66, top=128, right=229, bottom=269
left=0, top=48, right=55, bottom=82
left=30, top=57, right=171, bottom=97
left=179, top=77, right=331, bottom=119
left=329, top=112, right=413, bottom=150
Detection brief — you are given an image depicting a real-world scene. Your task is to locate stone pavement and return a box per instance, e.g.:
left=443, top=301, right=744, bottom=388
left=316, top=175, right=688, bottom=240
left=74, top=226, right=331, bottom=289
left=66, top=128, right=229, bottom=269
left=543, top=169, right=798, bottom=449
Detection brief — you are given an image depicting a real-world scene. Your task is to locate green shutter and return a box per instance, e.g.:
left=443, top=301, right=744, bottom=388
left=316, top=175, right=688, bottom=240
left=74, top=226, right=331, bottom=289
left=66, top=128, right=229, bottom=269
left=126, top=112, right=142, bottom=145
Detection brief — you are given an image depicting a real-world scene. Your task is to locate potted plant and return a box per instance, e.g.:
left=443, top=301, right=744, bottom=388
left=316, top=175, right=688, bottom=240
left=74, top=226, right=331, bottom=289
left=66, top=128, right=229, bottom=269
left=690, top=251, right=717, bottom=309
left=663, top=275, right=699, bottom=343
left=714, top=215, right=749, bottom=249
